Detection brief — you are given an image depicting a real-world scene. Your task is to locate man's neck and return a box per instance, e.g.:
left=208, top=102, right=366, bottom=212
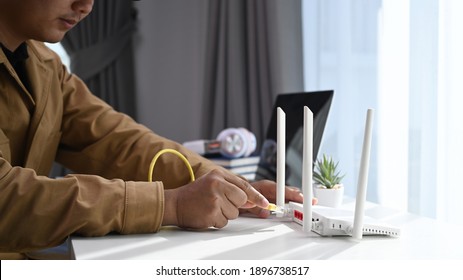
left=0, top=25, right=25, bottom=52
left=0, top=41, right=25, bottom=52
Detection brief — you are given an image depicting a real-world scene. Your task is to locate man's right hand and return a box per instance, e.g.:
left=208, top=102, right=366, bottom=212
left=162, top=169, right=269, bottom=229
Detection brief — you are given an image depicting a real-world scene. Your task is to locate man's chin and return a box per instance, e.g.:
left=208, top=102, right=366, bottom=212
left=45, top=37, right=65, bottom=44
left=39, top=33, right=67, bottom=44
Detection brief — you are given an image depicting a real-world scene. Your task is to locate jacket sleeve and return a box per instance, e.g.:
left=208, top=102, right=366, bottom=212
left=0, top=155, right=164, bottom=253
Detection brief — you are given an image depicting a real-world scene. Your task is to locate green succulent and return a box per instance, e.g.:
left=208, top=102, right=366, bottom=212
left=313, top=154, right=345, bottom=189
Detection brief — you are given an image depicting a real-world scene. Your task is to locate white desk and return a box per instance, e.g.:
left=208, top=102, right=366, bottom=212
left=71, top=200, right=463, bottom=260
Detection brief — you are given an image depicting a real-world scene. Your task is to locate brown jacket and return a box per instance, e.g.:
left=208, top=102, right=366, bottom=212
left=0, top=41, right=218, bottom=259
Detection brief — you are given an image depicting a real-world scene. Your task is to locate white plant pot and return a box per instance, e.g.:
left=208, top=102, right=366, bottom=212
left=313, top=184, right=344, bottom=208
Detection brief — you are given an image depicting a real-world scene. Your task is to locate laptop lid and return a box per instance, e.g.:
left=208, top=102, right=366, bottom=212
left=255, top=90, right=334, bottom=187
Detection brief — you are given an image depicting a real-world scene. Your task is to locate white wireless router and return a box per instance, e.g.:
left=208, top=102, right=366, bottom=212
left=276, top=107, right=400, bottom=238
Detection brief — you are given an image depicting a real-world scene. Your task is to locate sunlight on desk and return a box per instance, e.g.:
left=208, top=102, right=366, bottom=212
left=71, top=202, right=463, bottom=260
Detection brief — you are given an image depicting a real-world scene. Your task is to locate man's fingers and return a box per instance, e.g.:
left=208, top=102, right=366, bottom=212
left=239, top=207, right=271, bottom=218
left=285, top=187, right=304, bottom=203
left=213, top=215, right=229, bottom=229
left=240, top=201, right=256, bottom=209
left=225, top=175, right=269, bottom=208
left=223, top=181, right=248, bottom=208
left=220, top=199, right=241, bottom=220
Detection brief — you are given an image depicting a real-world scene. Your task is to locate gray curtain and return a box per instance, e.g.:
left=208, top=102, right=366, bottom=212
left=202, top=0, right=304, bottom=150
left=61, top=0, right=137, bottom=118
left=51, top=0, right=137, bottom=177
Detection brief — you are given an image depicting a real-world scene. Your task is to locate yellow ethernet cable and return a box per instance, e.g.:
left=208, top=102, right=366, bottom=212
left=148, top=148, right=195, bottom=183
left=265, top=203, right=284, bottom=213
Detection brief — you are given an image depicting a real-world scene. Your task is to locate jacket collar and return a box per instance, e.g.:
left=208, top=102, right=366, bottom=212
left=22, top=41, right=55, bottom=169
left=0, top=40, right=54, bottom=64
left=25, top=40, right=55, bottom=62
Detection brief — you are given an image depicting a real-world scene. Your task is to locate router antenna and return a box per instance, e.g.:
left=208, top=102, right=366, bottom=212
left=352, top=109, right=374, bottom=239
left=276, top=107, right=286, bottom=217
left=302, top=106, right=313, bottom=233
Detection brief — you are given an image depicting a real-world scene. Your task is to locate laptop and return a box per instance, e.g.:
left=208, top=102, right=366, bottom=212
left=254, top=90, right=334, bottom=187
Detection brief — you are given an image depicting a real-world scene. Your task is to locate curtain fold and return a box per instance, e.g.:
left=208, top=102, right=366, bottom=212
left=61, top=0, right=137, bottom=118
left=202, top=0, right=303, bottom=149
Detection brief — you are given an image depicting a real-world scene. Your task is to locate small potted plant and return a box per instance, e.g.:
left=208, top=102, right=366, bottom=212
left=313, top=154, right=345, bottom=208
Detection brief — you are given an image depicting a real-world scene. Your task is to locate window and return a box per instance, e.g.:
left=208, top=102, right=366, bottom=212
left=302, top=0, right=463, bottom=225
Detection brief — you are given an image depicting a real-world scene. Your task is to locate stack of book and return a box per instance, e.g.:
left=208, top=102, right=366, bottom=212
left=208, top=155, right=260, bottom=181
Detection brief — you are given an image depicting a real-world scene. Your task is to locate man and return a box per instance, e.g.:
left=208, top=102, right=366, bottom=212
left=0, top=0, right=307, bottom=259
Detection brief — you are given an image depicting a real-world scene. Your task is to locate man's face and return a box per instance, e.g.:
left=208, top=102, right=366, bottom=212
left=0, top=0, right=94, bottom=47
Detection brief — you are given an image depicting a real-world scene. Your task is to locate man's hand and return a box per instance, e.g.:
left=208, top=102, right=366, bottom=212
left=241, top=180, right=317, bottom=218
left=162, top=169, right=269, bottom=229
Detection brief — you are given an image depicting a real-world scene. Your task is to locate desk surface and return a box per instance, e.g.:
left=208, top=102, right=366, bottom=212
left=71, top=201, right=463, bottom=260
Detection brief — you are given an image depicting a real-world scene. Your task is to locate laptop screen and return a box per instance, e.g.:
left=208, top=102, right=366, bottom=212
left=254, top=90, right=334, bottom=188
